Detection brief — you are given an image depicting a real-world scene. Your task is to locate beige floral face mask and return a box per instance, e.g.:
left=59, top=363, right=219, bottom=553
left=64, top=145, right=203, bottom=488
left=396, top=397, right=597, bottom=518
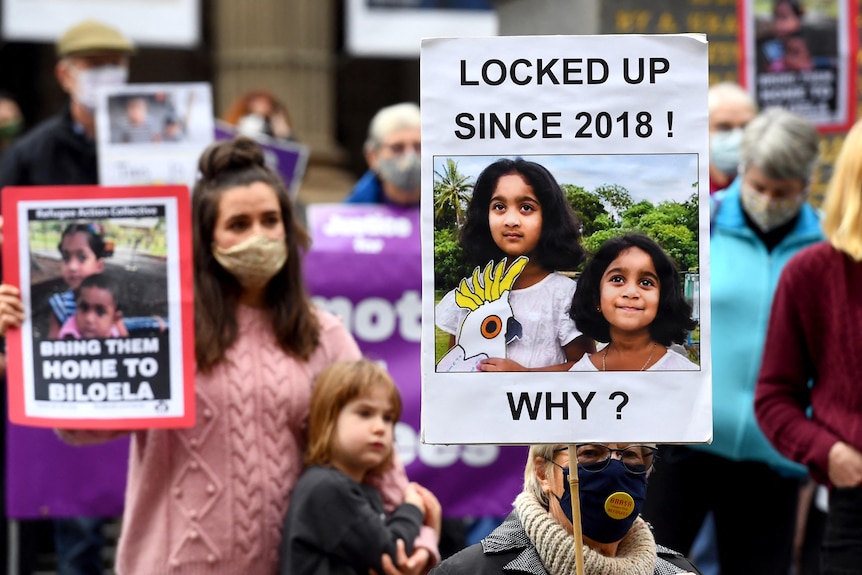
left=740, top=184, right=805, bottom=233
left=212, top=234, right=287, bottom=289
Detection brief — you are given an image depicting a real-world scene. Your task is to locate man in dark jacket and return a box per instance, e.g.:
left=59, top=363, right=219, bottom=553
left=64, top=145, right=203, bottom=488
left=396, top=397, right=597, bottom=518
left=0, top=19, right=134, bottom=575
left=0, top=19, right=134, bottom=190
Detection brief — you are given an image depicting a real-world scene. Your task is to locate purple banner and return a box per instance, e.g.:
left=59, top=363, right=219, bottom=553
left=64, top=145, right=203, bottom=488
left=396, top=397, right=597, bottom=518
left=7, top=423, right=128, bottom=518
left=5, top=203, right=524, bottom=520
left=214, top=120, right=308, bottom=198
left=305, top=203, right=526, bottom=518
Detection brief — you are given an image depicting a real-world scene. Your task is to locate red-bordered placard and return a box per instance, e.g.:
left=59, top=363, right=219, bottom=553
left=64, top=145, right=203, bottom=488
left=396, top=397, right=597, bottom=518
left=738, top=0, right=858, bottom=133
left=2, top=185, right=194, bottom=428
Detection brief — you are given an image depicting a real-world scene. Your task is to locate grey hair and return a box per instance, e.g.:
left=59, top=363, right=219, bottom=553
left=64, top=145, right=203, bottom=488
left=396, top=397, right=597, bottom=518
left=707, top=82, right=757, bottom=114
left=740, top=107, right=820, bottom=181
left=524, top=444, right=560, bottom=510
left=364, top=102, right=421, bottom=153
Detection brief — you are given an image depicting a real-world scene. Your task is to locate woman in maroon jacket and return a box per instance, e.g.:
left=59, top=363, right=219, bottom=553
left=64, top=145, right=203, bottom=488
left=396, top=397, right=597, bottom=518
left=755, top=118, right=862, bottom=575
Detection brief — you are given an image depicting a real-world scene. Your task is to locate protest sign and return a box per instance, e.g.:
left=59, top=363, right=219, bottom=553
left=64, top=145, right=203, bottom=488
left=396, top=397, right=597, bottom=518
left=345, top=0, right=497, bottom=58
left=2, top=185, right=194, bottom=429
left=305, top=203, right=524, bottom=517
left=214, top=120, right=309, bottom=200
left=2, top=0, right=200, bottom=47
left=738, top=0, right=857, bottom=132
left=96, top=82, right=214, bottom=191
left=421, top=34, right=712, bottom=445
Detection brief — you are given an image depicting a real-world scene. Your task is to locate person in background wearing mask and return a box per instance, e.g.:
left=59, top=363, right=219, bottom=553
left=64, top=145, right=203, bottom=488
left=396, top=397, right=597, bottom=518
left=0, top=91, right=24, bottom=158
left=344, top=102, right=421, bottom=206
left=707, top=82, right=757, bottom=194
left=430, top=444, right=700, bottom=575
left=0, top=19, right=134, bottom=575
left=641, top=107, right=822, bottom=575
left=0, top=19, right=132, bottom=190
left=221, top=88, right=295, bottom=142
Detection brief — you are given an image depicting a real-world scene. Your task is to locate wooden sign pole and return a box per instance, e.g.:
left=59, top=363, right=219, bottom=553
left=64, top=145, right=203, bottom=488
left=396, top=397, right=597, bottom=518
left=568, top=443, right=585, bottom=575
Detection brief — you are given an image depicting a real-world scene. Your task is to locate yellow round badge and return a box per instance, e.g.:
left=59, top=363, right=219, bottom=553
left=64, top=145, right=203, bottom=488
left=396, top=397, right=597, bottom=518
left=604, top=491, right=635, bottom=519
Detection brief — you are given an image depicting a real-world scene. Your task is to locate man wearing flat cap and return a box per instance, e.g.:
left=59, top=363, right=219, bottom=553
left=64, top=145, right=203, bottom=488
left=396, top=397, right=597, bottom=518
left=0, top=19, right=134, bottom=188
left=0, top=19, right=134, bottom=575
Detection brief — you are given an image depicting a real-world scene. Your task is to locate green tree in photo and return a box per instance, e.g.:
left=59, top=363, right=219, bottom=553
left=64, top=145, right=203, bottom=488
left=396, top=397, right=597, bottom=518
left=434, top=227, right=471, bottom=292
left=620, top=200, right=654, bottom=229
left=582, top=228, right=626, bottom=256
left=563, top=184, right=608, bottom=236
left=649, top=223, right=698, bottom=271
left=433, top=158, right=473, bottom=230
left=681, top=191, right=699, bottom=235
left=593, top=183, right=633, bottom=224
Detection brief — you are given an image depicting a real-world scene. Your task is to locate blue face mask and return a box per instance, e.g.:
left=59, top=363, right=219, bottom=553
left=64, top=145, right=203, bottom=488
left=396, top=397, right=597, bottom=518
left=552, top=459, right=648, bottom=544
left=710, top=128, right=744, bottom=177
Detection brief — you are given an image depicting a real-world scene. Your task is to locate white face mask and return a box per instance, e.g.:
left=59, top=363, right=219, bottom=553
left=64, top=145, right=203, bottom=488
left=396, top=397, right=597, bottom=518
left=710, top=128, right=744, bottom=177
left=376, top=151, right=421, bottom=192
left=73, top=65, right=129, bottom=111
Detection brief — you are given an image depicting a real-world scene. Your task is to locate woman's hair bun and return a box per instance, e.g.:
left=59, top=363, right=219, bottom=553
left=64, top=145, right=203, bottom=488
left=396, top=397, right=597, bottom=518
left=198, top=136, right=266, bottom=180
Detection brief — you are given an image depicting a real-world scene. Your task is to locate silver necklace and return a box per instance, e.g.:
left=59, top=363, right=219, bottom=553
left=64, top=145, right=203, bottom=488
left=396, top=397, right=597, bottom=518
left=602, top=342, right=658, bottom=371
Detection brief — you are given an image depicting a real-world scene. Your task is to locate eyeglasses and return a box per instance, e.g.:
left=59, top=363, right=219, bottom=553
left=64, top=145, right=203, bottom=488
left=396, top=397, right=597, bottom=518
left=380, top=141, right=421, bottom=155
left=554, top=444, right=657, bottom=475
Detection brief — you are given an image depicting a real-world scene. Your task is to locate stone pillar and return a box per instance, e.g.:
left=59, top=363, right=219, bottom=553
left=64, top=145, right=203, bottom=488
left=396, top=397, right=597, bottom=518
left=211, top=0, right=354, bottom=203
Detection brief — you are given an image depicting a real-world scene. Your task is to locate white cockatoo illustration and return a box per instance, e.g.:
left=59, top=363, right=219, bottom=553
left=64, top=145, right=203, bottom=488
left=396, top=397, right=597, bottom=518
left=436, top=256, right=528, bottom=372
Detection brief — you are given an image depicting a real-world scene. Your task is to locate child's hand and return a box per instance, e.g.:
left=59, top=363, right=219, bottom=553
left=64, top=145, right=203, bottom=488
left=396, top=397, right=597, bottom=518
left=372, top=539, right=432, bottom=575
left=0, top=284, right=25, bottom=335
left=403, top=482, right=426, bottom=516
left=478, top=357, right=525, bottom=372
left=412, top=483, right=442, bottom=538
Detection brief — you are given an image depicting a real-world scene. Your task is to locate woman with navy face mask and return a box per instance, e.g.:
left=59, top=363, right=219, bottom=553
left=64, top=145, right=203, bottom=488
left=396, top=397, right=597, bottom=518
left=430, top=443, right=701, bottom=575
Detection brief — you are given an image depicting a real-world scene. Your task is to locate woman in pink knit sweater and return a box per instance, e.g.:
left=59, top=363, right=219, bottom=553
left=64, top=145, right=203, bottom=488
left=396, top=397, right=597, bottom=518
left=0, top=137, right=439, bottom=575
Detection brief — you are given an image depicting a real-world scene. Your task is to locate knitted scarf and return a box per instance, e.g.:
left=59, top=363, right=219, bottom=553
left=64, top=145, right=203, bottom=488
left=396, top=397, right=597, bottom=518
left=514, top=492, right=656, bottom=575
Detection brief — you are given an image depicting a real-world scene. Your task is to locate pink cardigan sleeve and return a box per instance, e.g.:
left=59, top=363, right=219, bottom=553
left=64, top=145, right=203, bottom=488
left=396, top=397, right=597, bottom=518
left=368, top=451, right=441, bottom=569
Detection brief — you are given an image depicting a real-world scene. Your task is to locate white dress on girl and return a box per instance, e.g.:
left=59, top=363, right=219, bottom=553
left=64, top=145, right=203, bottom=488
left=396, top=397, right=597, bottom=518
left=568, top=348, right=699, bottom=371
left=435, top=272, right=582, bottom=368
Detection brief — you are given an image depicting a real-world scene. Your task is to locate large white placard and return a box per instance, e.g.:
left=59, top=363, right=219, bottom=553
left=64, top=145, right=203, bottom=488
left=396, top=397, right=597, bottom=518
left=2, top=0, right=200, bottom=47
left=96, top=83, right=214, bottom=192
left=421, top=34, right=712, bottom=445
left=346, top=0, right=497, bottom=58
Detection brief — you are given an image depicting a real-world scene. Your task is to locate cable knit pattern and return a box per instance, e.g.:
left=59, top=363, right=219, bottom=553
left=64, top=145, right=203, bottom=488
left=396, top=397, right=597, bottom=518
left=514, top=492, right=656, bottom=575
left=113, top=306, right=361, bottom=575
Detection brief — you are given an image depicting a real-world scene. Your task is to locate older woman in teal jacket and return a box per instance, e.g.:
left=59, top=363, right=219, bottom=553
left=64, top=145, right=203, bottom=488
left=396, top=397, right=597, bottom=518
left=641, top=107, right=823, bottom=575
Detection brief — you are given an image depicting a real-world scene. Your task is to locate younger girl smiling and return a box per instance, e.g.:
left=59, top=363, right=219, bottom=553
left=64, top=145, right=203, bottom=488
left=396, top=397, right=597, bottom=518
left=569, top=233, right=698, bottom=371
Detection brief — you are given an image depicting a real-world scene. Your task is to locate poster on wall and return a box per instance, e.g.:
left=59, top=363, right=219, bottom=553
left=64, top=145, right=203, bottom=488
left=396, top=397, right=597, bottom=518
left=421, top=34, right=712, bottom=445
left=345, top=0, right=498, bottom=58
left=738, top=0, right=857, bottom=132
left=2, top=185, right=195, bottom=429
left=1, top=0, right=200, bottom=47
